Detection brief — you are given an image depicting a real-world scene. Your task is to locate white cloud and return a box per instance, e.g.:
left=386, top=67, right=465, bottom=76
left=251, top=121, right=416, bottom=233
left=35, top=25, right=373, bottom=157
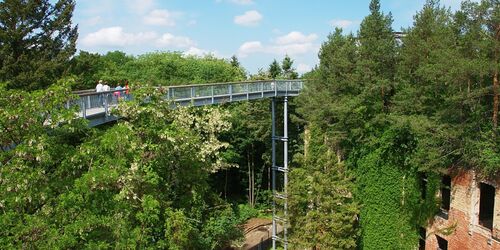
left=234, top=10, right=262, bottom=27
left=81, top=26, right=157, bottom=47
left=156, top=33, right=196, bottom=48
left=183, top=47, right=225, bottom=58
left=143, top=9, right=182, bottom=26
left=184, top=47, right=210, bottom=56
left=275, top=31, right=318, bottom=45
left=81, top=27, right=200, bottom=51
left=330, top=19, right=356, bottom=29
left=238, top=31, right=319, bottom=57
left=238, top=41, right=264, bottom=57
left=297, top=63, right=311, bottom=74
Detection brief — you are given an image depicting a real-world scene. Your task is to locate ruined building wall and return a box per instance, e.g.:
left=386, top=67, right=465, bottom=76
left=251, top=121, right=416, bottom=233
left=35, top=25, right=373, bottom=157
left=426, top=170, right=500, bottom=249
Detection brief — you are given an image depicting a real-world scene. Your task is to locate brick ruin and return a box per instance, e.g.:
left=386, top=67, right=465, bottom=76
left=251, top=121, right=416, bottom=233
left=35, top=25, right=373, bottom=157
left=424, top=169, right=500, bottom=250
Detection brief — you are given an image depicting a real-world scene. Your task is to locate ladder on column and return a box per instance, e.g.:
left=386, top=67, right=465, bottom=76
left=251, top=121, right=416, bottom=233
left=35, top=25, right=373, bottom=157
left=271, top=97, right=289, bottom=250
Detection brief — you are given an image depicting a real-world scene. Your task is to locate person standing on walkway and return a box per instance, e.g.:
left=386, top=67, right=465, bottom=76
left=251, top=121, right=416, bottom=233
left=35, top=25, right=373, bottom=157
left=114, top=84, right=123, bottom=101
left=125, top=80, right=130, bottom=100
left=96, top=80, right=103, bottom=104
left=96, top=80, right=103, bottom=92
left=103, top=82, right=110, bottom=105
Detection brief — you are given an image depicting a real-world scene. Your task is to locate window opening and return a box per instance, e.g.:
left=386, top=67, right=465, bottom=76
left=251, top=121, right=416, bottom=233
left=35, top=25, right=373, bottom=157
left=479, top=182, right=495, bottom=230
left=419, top=227, right=426, bottom=250
left=420, top=173, right=428, bottom=199
left=439, top=175, right=451, bottom=219
left=436, top=235, right=448, bottom=250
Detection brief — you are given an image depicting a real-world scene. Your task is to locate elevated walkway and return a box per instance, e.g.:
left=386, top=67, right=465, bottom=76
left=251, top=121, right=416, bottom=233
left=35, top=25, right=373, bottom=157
left=73, top=80, right=303, bottom=126
left=72, top=79, right=301, bottom=249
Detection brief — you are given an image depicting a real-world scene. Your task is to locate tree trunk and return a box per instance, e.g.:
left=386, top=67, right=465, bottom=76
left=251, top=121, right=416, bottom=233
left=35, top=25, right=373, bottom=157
left=251, top=151, right=255, bottom=207
left=494, top=70, right=499, bottom=129
left=467, top=78, right=471, bottom=95
left=304, top=126, right=310, bottom=159
left=224, top=169, right=228, bottom=200
left=248, top=149, right=252, bottom=206
left=336, top=148, right=342, bottom=164
left=493, top=25, right=500, bottom=130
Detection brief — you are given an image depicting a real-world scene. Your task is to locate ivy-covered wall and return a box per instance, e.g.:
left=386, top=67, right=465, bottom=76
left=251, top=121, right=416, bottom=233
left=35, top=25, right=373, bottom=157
left=355, top=126, right=440, bottom=249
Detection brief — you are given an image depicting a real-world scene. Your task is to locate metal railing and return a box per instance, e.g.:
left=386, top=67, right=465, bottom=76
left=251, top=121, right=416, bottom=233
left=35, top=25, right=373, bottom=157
left=72, top=80, right=304, bottom=119
left=70, top=89, right=130, bottom=119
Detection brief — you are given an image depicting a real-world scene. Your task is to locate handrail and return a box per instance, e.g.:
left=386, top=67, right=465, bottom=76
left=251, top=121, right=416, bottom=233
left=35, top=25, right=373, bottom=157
left=77, top=88, right=129, bottom=97
left=167, top=79, right=303, bottom=89
left=73, top=79, right=304, bottom=96
left=71, top=80, right=304, bottom=125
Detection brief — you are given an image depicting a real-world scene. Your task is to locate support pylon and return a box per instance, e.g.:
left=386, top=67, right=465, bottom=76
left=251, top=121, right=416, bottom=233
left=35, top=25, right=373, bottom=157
left=271, top=97, right=289, bottom=250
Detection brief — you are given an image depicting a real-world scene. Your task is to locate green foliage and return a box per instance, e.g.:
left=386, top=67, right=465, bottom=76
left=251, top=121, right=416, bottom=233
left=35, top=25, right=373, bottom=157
left=68, top=51, right=247, bottom=89
left=230, top=55, right=241, bottom=68
left=297, top=28, right=360, bottom=160
left=236, top=203, right=260, bottom=223
left=289, top=124, right=359, bottom=249
left=124, top=52, right=246, bottom=86
left=200, top=206, right=243, bottom=250
left=264, top=57, right=300, bottom=80
left=98, top=51, right=135, bottom=85
left=355, top=126, right=420, bottom=249
left=0, top=0, right=78, bottom=90
left=295, top=0, right=474, bottom=248
left=393, top=0, right=500, bottom=174
left=68, top=51, right=104, bottom=89
left=216, top=100, right=273, bottom=207
left=7, top=0, right=500, bottom=249
left=164, top=208, right=198, bottom=250
left=282, top=55, right=299, bottom=79
left=0, top=81, right=246, bottom=248
left=0, top=81, right=88, bottom=248
left=269, top=59, right=282, bottom=79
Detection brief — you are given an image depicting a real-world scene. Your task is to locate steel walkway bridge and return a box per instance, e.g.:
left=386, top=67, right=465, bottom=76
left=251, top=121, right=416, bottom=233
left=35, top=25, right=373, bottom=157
left=74, top=80, right=302, bottom=127
left=73, top=79, right=303, bottom=250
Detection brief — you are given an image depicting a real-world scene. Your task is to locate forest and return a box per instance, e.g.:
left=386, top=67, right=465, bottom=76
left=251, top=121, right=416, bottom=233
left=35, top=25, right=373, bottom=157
left=1, top=0, right=500, bottom=249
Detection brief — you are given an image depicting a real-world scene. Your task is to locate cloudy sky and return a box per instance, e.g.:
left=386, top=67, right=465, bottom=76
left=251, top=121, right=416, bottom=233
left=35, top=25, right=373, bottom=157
left=74, top=0, right=470, bottom=75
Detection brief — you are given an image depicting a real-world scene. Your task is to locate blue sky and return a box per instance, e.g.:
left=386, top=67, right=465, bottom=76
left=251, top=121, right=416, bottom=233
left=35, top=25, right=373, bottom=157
left=73, top=0, right=469, bottom=75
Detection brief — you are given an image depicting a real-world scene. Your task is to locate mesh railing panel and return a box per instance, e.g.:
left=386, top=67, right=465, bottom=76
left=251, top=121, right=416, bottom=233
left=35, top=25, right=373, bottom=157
left=74, top=81, right=303, bottom=118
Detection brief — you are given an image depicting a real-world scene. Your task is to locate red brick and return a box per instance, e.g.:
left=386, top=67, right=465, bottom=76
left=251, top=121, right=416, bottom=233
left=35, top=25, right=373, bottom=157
left=425, top=170, right=500, bottom=250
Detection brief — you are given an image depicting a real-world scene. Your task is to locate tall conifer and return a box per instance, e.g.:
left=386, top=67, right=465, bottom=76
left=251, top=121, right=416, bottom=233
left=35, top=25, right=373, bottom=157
left=0, top=0, right=78, bottom=90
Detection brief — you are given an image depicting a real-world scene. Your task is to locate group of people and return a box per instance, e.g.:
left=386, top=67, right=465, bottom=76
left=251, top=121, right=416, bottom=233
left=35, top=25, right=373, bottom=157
left=95, top=80, right=130, bottom=104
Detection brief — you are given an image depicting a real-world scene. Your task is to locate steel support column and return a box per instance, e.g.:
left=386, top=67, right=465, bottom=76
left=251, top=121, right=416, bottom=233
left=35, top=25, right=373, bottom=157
left=271, top=97, right=289, bottom=250
left=283, top=96, right=288, bottom=249
left=271, top=97, right=277, bottom=250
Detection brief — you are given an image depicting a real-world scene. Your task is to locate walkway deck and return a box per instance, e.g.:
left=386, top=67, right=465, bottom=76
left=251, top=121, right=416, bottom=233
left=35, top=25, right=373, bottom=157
left=73, top=80, right=303, bottom=126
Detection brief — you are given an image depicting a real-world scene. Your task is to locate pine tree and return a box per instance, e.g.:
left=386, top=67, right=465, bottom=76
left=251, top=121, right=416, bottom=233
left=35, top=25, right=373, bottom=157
left=453, top=0, right=500, bottom=173
left=354, top=1, right=423, bottom=248
left=230, top=55, right=240, bottom=68
left=268, top=59, right=281, bottom=79
left=289, top=124, right=359, bottom=249
left=281, top=55, right=299, bottom=79
left=297, top=28, right=360, bottom=160
left=292, top=27, right=361, bottom=248
left=393, top=0, right=461, bottom=171
left=0, top=0, right=78, bottom=90
left=477, top=0, right=500, bottom=130
left=357, top=0, right=397, bottom=116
